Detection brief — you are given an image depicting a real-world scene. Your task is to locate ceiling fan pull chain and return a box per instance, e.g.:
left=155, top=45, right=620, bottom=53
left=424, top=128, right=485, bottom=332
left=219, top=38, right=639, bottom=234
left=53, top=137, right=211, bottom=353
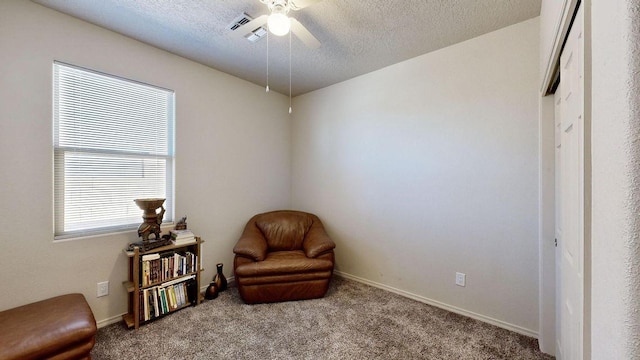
left=289, top=29, right=292, bottom=114
left=266, top=24, right=270, bottom=92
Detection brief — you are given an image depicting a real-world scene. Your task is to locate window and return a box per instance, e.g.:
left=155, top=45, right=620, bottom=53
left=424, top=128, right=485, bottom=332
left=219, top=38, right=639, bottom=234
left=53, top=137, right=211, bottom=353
left=53, top=62, right=174, bottom=239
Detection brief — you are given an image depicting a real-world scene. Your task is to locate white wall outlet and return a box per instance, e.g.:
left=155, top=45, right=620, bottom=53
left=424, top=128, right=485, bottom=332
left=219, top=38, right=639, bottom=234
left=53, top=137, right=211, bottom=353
left=97, top=281, right=109, bottom=297
left=455, top=272, right=466, bottom=287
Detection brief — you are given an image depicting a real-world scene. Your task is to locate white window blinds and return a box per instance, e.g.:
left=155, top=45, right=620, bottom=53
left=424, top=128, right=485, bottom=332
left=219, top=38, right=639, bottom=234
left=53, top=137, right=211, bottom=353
left=53, top=62, right=174, bottom=239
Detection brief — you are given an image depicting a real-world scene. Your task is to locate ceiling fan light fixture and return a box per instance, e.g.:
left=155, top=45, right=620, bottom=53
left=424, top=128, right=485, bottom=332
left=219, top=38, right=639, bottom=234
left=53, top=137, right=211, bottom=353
left=267, top=5, right=290, bottom=36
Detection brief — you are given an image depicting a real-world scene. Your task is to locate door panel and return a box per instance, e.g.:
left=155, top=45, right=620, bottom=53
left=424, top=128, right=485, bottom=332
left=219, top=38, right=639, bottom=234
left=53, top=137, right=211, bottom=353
left=557, top=4, right=584, bottom=360
left=554, top=87, right=562, bottom=359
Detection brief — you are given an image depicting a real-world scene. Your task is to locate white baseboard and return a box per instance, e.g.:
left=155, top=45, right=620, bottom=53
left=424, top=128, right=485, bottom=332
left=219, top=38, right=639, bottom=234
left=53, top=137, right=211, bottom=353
left=97, top=314, right=125, bottom=329
left=334, top=270, right=538, bottom=339
left=200, top=276, right=235, bottom=293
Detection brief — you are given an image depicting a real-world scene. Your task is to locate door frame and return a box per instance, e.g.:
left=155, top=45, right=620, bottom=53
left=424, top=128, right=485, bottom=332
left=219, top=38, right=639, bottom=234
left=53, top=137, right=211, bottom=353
left=538, top=1, right=591, bottom=358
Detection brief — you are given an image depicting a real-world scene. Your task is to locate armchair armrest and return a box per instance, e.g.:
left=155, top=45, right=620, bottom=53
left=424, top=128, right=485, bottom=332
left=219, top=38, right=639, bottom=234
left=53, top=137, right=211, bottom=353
left=233, top=223, right=268, bottom=261
left=303, top=221, right=336, bottom=258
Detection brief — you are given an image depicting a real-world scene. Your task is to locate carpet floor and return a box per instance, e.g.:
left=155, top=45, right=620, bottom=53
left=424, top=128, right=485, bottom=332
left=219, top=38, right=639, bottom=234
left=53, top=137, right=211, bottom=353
left=93, top=276, right=554, bottom=359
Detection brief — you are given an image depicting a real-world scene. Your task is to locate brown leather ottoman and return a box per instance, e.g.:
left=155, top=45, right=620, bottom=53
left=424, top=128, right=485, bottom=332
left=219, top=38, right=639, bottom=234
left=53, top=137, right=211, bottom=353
left=0, top=293, right=97, bottom=360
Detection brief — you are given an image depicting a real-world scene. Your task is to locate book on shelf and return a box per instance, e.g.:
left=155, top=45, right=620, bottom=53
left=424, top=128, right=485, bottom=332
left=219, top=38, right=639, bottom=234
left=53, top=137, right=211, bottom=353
left=141, top=253, right=160, bottom=261
left=170, top=229, right=193, bottom=238
left=161, top=274, right=195, bottom=287
left=152, top=288, right=159, bottom=318
left=158, top=287, right=167, bottom=314
left=174, top=284, right=181, bottom=307
left=172, top=237, right=196, bottom=245
left=168, top=286, right=177, bottom=310
left=170, top=229, right=194, bottom=239
left=162, top=287, right=169, bottom=313
left=143, top=289, right=150, bottom=321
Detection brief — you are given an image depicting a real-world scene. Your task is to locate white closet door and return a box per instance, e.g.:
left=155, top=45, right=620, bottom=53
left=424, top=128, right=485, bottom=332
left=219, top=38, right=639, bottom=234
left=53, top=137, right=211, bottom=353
left=557, top=4, right=584, bottom=360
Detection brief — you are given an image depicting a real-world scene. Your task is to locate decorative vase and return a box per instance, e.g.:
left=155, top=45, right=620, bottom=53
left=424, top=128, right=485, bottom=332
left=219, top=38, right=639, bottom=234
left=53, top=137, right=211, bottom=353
left=214, top=263, right=228, bottom=291
left=205, top=282, right=218, bottom=300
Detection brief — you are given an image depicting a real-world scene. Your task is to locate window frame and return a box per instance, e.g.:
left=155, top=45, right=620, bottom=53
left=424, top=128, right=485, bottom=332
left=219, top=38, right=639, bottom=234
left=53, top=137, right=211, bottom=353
left=52, top=61, right=175, bottom=240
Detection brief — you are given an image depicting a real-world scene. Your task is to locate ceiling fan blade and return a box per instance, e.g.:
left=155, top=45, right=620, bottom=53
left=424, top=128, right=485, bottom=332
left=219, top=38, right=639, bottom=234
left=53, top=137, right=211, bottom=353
left=290, top=18, right=320, bottom=49
left=289, top=0, right=323, bottom=11
left=230, top=14, right=268, bottom=39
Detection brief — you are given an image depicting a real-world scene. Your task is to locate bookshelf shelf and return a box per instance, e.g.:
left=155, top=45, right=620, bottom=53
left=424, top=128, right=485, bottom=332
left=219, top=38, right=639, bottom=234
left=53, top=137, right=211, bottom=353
left=122, top=237, right=203, bottom=329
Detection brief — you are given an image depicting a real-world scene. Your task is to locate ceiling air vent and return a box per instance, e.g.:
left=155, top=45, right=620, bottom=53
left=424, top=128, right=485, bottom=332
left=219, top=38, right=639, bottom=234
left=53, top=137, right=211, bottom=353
left=245, top=27, right=267, bottom=43
left=227, top=13, right=252, bottom=31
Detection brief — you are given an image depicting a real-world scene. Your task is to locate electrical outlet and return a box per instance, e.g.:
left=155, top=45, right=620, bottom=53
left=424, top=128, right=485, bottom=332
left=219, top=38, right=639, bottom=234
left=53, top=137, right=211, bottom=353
left=455, top=272, right=466, bottom=287
left=97, top=281, right=109, bottom=297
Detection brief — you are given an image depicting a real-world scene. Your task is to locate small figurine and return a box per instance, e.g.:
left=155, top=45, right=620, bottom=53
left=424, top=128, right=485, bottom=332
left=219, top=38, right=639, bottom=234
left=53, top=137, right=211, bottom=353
left=176, top=216, right=187, bottom=230
left=134, top=198, right=165, bottom=241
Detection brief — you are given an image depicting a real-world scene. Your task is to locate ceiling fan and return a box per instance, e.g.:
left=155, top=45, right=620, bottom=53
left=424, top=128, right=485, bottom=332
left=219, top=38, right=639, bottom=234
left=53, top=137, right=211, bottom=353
left=231, top=0, right=322, bottom=49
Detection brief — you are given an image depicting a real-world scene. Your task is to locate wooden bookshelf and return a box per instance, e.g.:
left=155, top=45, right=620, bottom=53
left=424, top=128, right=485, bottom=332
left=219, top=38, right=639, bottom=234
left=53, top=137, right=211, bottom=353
left=122, top=237, right=203, bottom=329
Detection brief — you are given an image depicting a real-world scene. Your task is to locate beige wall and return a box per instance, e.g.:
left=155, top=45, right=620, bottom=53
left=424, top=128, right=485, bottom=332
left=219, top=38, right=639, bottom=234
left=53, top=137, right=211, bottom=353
left=0, top=0, right=291, bottom=324
left=291, top=18, right=541, bottom=335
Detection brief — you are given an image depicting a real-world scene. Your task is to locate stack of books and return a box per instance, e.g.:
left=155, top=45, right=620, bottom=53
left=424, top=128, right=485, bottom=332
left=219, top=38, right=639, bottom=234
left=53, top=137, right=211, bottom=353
left=140, top=275, right=195, bottom=322
left=140, top=251, right=198, bottom=286
left=169, top=229, right=195, bottom=245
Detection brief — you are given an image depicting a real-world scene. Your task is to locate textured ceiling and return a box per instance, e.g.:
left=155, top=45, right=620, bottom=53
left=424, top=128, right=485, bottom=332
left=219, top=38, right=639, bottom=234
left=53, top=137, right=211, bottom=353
left=32, top=0, right=541, bottom=96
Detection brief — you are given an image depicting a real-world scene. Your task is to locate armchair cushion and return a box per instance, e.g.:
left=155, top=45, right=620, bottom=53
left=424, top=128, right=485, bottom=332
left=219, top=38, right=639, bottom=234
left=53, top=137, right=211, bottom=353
left=255, top=211, right=312, bottom=251
left=235, top=250, right=334, bottom=277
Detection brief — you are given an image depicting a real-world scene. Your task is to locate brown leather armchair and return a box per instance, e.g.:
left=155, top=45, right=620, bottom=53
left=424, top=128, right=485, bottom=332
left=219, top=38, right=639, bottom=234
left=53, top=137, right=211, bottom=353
left=233, top=210, right=336, bottom=304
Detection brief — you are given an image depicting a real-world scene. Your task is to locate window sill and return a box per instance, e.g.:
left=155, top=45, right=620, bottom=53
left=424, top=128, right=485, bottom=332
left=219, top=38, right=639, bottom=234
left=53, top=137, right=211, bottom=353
left=53, top=223, right=175, bottom=243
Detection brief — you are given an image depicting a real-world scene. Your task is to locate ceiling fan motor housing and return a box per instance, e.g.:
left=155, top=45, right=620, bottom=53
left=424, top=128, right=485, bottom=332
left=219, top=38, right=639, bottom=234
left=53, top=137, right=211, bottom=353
left=261, top=0, right=290, bottom=13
